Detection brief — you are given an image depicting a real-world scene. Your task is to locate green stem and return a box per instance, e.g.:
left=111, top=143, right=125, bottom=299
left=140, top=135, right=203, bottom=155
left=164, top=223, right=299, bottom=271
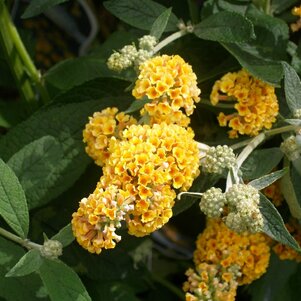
left=0, top=227, right=42, bottom=250
left=152, top=273, right=185, bottom=300
left=226, top=124, right=298, bottom=189
left=0, top=1, right=49, bottom=105
left=153, top=30, right=188, bottom=54
left=187, top=0, right=199, bottom=24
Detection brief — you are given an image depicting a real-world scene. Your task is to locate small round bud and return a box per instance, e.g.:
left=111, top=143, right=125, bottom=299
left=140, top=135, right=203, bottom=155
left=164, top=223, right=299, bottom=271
left=138, top=35, right=157, bottom=51
left=200, top=187, right=226, bottom=218
left=202, top=145, right=236, bottom=174
left=107, top=52, right=125, bottom=72
left=293, top=108, right=301, bottom=119
left=280, top=135, right=301, bottom=161
left=120, top=45, right=138, bottom=62
left=40, top=240, right=63, bottom=259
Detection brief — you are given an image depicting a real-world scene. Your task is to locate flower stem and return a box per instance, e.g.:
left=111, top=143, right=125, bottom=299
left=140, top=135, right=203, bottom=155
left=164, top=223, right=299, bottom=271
left=153, top=30, right=188, bottom=54
left=0, top=1, right=49, bottom=105
left=0, top=227, right=42, bottom=251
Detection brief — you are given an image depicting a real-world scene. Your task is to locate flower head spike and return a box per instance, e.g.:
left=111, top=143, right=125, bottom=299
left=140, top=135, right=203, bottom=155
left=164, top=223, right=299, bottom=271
left=83, top=107, right=137, bottom=166
left=291, top=5, right=301, bottom=32
left=210, top=69, right=279, bottom=138
left=101, top=123, right=200, bottom=236
left=72, top=185, right=134, bottom=254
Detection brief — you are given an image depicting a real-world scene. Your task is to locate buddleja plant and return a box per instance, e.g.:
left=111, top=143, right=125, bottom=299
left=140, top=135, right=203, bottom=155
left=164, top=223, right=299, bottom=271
left=1, top=0, right=301, bottom=300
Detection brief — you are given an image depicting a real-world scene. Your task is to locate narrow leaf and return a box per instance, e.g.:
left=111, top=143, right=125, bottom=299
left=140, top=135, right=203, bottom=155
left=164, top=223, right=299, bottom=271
left=0, top=159, right=29, bottom=238
left=8, top=136, right=63, bottom=210
left=194, top=11, right=254, bottom=43
left=51, top=223, right=74, bottom=247
left=150, top=8, right=172, bottom=40
left=260, top=193, right=301, bottom=252
left=249, top=168, right=288, bottom=190
left=285, top=119, right=301, bottom=126
left=281, top=160, right=301, bottom=219
left=6, top=249, right=42, bottom=277
left=241, top=148, right=283, bottom=180
left=124, top=98, right=151, bottom=114
left=22, top=0, right=69, bottom=19
left=39, top=259, right=91, bottom=301
left=103, top=0, right=179, bottom=32
left=282, top=62, right=301, bottom=114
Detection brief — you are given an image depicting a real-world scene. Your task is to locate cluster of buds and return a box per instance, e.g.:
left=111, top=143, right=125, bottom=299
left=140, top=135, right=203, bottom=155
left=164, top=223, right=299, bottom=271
left=201, top=145, right=236, bottom=174
left=280, top=135, right=301, bottom=161
left=107, top=35, right=157, bottom=72
left=200, top=184, right=264, bottom=233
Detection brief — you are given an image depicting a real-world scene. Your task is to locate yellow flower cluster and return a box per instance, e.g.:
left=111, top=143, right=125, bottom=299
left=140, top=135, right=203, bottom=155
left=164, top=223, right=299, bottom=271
left=291, top=6, right=301, bottom=32
left=210, top=69, right=279, bottom=138
left=83, top=107, right=137, bottom=166
left=132, top=54, right=201, bottom=125
left=101, top=123, right=200, bottom=236
left=71, top=185, right=134, bottom=254
left=273, top=219, right=301, bottom=262
left=193, top=219, right=270, bottom=285
left=183, top=263, right=238, bottom=301
left=76, top=54, right=201, bottom=252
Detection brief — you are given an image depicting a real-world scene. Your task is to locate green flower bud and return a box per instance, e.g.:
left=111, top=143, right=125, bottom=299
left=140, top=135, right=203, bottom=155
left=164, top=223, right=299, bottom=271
left=202, top=145, right=236, bottom=174
left=40, top=240, right=63, bottom=259
left=200, top=187, right=226, bottom=218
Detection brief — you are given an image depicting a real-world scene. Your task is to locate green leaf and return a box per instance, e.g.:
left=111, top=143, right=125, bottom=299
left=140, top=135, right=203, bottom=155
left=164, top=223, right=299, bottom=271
left=282, top=61, right=301, bottom=114
left=241, top=147, right=284, bottom=180
left=0, top=237, right=46, bottom=301
left=0, top=101, right=28, bottom=128
left=221, top=42, right=283, bottom=85
left=249, top=168, right=288, bottom=190
left=51, top=223, right=74, bottom=247
left=194, top=11, right=254, bottom=43
left=6, top=249, right=42, bottom=277
left=0, top=79, right=132, bottom=209
left=260, top=193, right=301, bottom=252
left=0, top=159, right=29, bottom=238
left=22, top=0, right=69, bottom=19
left=124, top=98, right=151, bottom=114
left=245, top=6, right=289, bottom=60
left=44, top=57, right=129, bottom=92
left=103, top=0, right=179, bottom=31
left=39, top=259, right=91, bottom=301
left=7, top=136, right=63, bottom=210
left=150, top=8, right=172, bottom=40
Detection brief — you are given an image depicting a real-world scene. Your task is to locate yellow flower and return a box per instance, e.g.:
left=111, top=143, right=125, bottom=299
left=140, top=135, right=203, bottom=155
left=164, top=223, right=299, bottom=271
left=71, top=185, right=134, bottom=254
left=132, top=54, right=201, bottom=117
left=183, top=263, right=238, bottom=301
left=83, top=107, right=137, bottom=166
left=193, top=219, right=271, bottom=285
left=99, top=123, right=200, bottom=236
left=291, top=5, right=301, bottom=32
left=210, top=69, right=279, bottom=138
